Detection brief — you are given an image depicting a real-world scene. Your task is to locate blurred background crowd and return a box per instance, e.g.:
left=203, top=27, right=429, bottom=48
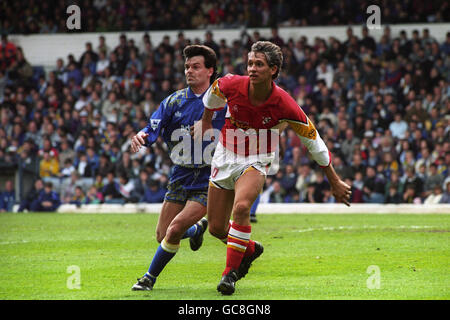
left=1, top=0, right=449, bottom=33
left=0, top=1, right=449, bottom=212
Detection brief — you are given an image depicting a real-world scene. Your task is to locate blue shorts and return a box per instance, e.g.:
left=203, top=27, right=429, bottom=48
left=164, top=165, right=211, bottom=207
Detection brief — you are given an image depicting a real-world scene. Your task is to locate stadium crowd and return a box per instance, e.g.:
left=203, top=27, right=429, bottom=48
left=0, top=0, right=448, bottom=34
left=0, top=22, right=449, bottom=211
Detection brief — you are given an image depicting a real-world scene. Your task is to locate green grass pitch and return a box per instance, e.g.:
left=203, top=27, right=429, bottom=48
left=0, top=212, right=448, bottom=300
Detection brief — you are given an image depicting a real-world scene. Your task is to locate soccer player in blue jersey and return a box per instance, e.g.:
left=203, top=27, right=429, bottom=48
left=130, top=45, right=226, bottom=291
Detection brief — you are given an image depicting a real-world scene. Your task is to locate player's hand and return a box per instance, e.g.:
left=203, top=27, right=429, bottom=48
left=130, top=132, right=149, bottom=153
left=190, top=120, right=212, bottom=142
left=330, top=179, right=352, bottom=207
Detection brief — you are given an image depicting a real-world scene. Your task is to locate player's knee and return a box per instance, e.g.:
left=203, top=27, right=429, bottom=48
left=165, top=222, right=184, bottom=242
left=208, top=223, right=227, bottom=239
left=155, top=230, right=165, bottom=243
left=233, top=200, right=252, bottom=217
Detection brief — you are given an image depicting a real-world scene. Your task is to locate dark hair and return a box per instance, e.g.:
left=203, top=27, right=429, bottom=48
left=250, top=41, right=283, bottom=80
left=183, top=45, right=218, bottom=84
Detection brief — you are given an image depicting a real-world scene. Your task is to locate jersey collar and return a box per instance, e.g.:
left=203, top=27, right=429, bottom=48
left=239, top=76, right=279, bottom=106
left=187, top=86, right=206, bottom=99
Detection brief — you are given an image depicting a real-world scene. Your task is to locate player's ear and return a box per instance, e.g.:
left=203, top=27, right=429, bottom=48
left=270, top=65, right=278, bottom=78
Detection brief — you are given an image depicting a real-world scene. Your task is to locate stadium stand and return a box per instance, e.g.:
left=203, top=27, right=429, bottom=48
left=0, top=1, right=449, bottom=211
left=0, top=0, right=448, bottom=33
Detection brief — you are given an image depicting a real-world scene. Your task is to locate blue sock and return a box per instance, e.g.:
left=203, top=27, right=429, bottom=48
left=145, top=238, right=179, bottom=280
left=181, top=222, right=201, bottom=239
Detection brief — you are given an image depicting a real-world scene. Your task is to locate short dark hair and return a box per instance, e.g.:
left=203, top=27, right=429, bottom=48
left=183, top=45, right=218, bottom=84
left=250, top=41, right=283, bottom=80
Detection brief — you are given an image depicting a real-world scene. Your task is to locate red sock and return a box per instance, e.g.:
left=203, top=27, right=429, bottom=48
left=244, top=239, right=255, bottom=258
left=221, top=222, right=255, bottom=258
left=223, top=222, right=251, bottom=275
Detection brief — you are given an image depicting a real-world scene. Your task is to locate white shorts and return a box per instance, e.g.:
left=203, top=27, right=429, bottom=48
left=209, top=142, right=277, bottom=190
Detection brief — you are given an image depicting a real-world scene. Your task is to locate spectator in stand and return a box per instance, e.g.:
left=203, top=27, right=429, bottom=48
left=6, top=47, right=33, bottom=88
left=59, top=158, right=76, bottom=179
left=304, top=183, right=317, bottom=203
left=85, top=185, right=103, bottom=204
left=384, top=171, right=404, bottom=198
left=280, top=164, right=297, bottom=199
left=86, top=147, right=100, bottom=175
left=439, top=180, right=450, bottom=204
left=130, top=170, right=149, bottom=203
left=424, top=185, right=443, bottom=204
left=76, top=151, right=94, bottom=178
left=403, top=184, right=419, bottom=204
left=341, top=128, right=361, bottom=164
left=330, top=154, right=352, bottom=181
left=381, top=152, right=399, bottom=179
left=0, top=180, right=15, bottom=212
left=345, top=177, right=363, bottom=203
left=269, top=26, right=285, bottom=48
left=311, top=171, right=331, bottom=203
left=424, top=163, right=444, bottom=197
left=69, top=186, right=86, bottom=206
left=415, top=146, right=433, bottom=175
left=39, top=151, right=59, bottom=180
left=268, top=181, right=285, bottom=203
left=363, top=166, right=385, bottom=203
left=115, top=151, right=133, bottom=178
left=66, top=62, right=83, bottom=86
left=60, top=171, right=83, bottom=204
left=38, top=137, right=59, bottom=159
left=101, top=91, right=120, bottom=123
left=0, top=34, right=17, bottom=72
left=30, top=182, right=61, bottom=212
left=385, top=185, right=402, bottom=204
left=350, top=153, right=366, bottom=178
left=97, top=153, right=114, bottom=177
left=58, top=140, right=75, bottom=169
left=18, top=179, right=44, bottom=212
left=402, top=166, right=424, bottom=198
left=142, top=180, right=166, bottom=203
left=389, top=112, right=408, bottom=140
left=102, top=171, right=124, bottom=204
left=203, top=30, right=220, bottom=58
left=80, top=42, right=99, bottom=66
left=118, top=175, right=134, bottom=202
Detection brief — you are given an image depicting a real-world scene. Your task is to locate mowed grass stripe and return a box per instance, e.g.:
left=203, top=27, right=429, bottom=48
left=0, top=213, right=448, bottom=300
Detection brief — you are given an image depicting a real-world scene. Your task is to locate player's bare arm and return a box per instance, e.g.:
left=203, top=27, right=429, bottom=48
left=322, top=164, right=352, bottom=206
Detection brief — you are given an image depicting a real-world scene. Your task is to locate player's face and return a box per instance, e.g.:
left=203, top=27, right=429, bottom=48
left=185, top=56, right=212, bottom=89
left=247, top=52, right=276, bottom=84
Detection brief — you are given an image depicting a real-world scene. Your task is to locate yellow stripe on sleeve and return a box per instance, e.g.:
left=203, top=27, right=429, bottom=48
left=286, top=118, right=317, bottom=140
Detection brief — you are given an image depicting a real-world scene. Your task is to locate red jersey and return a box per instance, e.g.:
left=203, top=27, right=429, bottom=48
left=203, top=74, right=331, bottom=167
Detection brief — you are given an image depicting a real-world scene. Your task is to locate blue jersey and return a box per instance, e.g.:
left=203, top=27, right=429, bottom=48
left=141, top=87, right=226, bottom=190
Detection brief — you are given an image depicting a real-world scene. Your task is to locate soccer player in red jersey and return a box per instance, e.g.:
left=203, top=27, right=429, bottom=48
left=193, top=41, right=352, bottom=295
